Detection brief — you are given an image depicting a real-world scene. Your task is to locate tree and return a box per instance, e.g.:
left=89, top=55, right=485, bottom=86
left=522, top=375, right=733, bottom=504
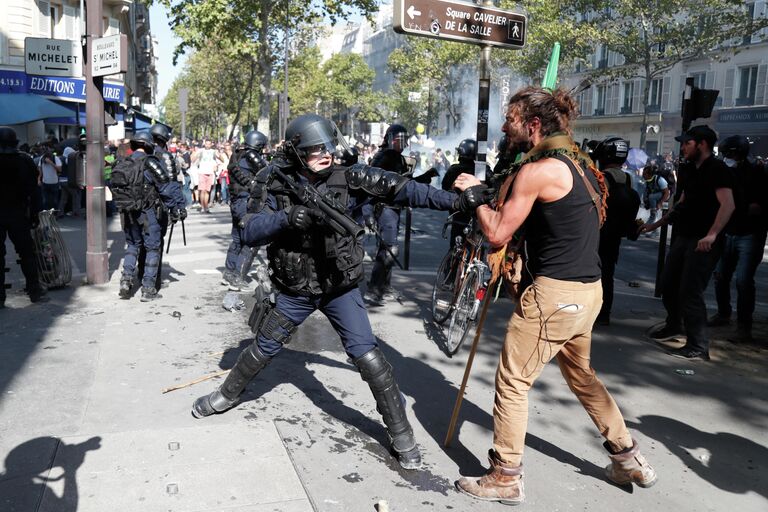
left=590, top=0, right=768, bottom=147
left=319, top=53, right=382, bottom=134
left=156, top=0, right=378, bottom=139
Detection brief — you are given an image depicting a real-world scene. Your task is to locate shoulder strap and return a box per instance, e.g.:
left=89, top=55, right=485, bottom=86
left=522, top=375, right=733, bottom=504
left=551, top=154, right=604, bottom=226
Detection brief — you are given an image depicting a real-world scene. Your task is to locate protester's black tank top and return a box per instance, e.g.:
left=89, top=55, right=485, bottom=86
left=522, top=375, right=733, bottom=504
left=524, top=154, right=601, bottom=282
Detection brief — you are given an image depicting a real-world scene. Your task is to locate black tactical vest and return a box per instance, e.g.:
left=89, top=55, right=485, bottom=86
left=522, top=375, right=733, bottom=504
left=229, top=149, right=258, bottom=198
left=265, top=166, right=365, bottom=296
left=155, top=148, right=178, bottom=180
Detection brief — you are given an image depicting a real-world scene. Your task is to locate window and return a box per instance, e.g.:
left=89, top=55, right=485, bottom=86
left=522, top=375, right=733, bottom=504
left=598, top=45, right=608, bottom=69
left=737, top=65, right=758, bottom=105
left=743, top=3, right=755, bottom=45
left=595, top=85, right=606, bottom=115
left=648, top=78, right=662, bottom=108
left=690, top=73, right=706, bottom=89
left=621, top=81, right=633, bottom=113
left=49, top=5, right=60, bottom=38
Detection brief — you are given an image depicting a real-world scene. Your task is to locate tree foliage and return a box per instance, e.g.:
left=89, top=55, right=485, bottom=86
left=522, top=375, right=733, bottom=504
left=587, top=0, right=768, bottom=146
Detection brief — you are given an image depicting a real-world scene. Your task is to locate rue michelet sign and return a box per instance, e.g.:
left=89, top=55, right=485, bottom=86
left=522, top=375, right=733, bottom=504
left=393, top=0, right=526, bottom=49
left=25, top=37, right=82, bottom=77
left=92, top=34, right=128, bottom=77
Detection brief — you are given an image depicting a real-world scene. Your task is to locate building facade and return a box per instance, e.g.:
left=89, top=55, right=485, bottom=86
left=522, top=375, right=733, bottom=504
left=0, top=0, right=158, bottom=143
left=564, top=7, right=768, bottom=158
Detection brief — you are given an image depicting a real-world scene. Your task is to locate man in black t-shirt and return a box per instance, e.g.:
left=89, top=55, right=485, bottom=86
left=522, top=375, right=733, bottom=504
left=640, top=125, right=735, bottom=360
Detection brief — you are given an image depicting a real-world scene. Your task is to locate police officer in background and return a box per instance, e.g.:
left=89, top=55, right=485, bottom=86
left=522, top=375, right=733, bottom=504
left=148, top=123, right=186, bottom=288
left=591, top=136, right=640, bottom=325
left=191, top=114, right=482, bottom=470
left=221, top=130, right=268, bottom=290
left=708, top=135, right=766, bottom=342
left=0, top=126, right=47, bottom=307
left=365, top=124, right=412, bottom=302
left=117, top=131, right=186, bottom=302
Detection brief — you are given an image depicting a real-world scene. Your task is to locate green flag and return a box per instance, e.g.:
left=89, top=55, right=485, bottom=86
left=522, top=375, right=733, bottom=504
left=542, top=42, right=561, bottom=90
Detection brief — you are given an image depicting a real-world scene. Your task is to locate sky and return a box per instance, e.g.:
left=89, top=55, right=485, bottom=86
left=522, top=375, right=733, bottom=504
left=150, top=3, right=187, bottom=105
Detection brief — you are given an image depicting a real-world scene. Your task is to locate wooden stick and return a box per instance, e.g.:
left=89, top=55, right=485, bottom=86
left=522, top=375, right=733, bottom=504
left=162, top=369, right=230, bottom=394
left=444, top=282, right=496, bottom=447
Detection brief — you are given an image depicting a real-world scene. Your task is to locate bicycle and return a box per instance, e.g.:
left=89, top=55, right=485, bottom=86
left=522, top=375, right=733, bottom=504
left=431, top=213, right=489, bottom=355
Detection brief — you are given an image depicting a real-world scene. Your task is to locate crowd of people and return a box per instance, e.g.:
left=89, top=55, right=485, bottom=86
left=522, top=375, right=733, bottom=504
left=2, top=82, right=767, bottom=507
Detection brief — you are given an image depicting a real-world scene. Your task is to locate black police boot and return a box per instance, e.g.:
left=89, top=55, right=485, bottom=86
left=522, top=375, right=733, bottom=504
left=28, top=287, right=49, bottom=304
left=118, top=279, right=133, bottom=299
left=192, top=343, right=271, bottom=418
left=140, top=287, right=162, bottom=302
left=354, top=347, right=422, bottom=470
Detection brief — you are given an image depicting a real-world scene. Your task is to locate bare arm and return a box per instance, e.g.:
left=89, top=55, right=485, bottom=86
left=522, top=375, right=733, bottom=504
left=475, top=166, right=541, bottom=247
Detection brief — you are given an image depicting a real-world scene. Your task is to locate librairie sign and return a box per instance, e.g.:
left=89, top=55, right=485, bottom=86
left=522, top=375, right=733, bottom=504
left=92, top=34, right=128, bottom=77
left=25, top=37, right=82, bottom=77
left=393, top=0, right=526, bottom=49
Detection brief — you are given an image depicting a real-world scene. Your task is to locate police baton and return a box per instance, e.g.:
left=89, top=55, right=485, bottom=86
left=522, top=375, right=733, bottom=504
left=165, top=222, right=175, bottom=254
left=367, top=223, right=404, bottom=270
left=181, top=218, right=187, bottom=246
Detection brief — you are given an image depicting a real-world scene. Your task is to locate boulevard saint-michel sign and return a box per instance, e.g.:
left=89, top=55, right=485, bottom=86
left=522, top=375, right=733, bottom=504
left=393, top=0, right=526, bottom=49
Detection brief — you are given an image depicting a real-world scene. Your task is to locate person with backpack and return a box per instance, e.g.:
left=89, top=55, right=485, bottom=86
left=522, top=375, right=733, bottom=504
left=221, top=130, right=268, bottom=291
left=112, top=131, right=186, bottom=302
left=591, top=136, right=641, bottom=325
left=642, top=163, right=669, bottom=236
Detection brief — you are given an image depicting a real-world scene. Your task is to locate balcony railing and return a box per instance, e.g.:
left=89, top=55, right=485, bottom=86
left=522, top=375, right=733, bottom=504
left=593, top=108, right=605, bottom=116
left=735, top=97, right=755, bottom=107
left=620, top=106, right=632, bottom=114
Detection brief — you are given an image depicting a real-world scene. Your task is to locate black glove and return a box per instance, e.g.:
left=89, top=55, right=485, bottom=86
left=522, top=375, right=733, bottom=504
left=271, top=150, right=293, bottom=169
left=170, top=207, right=181, bottom=224
left=179, top=208, right=187, bottom=221
left=414, top=168, right=439, bottom=184
left=287, top=205, right=320, bottom=230
left=452, top=184, right=494, bottom=212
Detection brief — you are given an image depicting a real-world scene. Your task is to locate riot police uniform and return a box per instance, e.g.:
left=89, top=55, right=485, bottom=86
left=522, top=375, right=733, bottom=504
left=118, top=132, right=185, bottom=302
left=147, top=124, right=186, bottom=289
left=366, top=124, right=412, bottom=302
left=0, top=127, right=46, bottom=307
left=222, top=130, right=268, bottom=290
left=441, top=139, right=489, bottom=248
left=191, top=114, right=473, bottom=471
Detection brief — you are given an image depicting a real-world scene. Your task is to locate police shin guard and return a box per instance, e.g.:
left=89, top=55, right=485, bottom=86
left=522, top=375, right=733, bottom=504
left=191, top=343, right=271, bottom=418
left=354, top=348, right=421, bottom=470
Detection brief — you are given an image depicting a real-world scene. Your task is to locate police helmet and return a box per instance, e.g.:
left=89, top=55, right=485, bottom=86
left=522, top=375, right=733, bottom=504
left=718, top=135, right=750, bottom=160
left=150, top=123, right=173, bottom=144
left=130, top=130, right=155, bottom=154
left=0, top=126, right=19, bottom=154
left=284, top=113, right=350, bottom=165
left=383, top=123, right=409, bottom=151
left=243, top=130, right=268, bottom=152
left=456, top=139, right=477, bottom=160
left=591, top=136, right=629, bottom=167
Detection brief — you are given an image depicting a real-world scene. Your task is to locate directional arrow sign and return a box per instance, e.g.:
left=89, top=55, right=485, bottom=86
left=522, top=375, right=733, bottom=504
left=25, top=37, right=82, bottom=77
left=393, top=0, right=526, bottom=49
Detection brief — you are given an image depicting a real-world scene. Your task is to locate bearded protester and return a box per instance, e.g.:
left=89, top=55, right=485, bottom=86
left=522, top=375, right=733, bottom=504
left=451, top=87, right=657, bottom=505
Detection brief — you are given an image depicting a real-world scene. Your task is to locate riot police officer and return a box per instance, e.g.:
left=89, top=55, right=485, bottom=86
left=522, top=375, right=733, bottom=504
left=148, top=123, right=186, bottom=288
left=441, top=139, right=490, bottom=249
left=221, top=130, right=268, bottom=290
left=116, top=131, right=185, bottom=301
left=0, top=126, right=47, bottom=307
left=191, top=114, right=485, bottom=470
left=365, top=124, right=412, bottom=302
left=591, top=136, right=639, bottom=325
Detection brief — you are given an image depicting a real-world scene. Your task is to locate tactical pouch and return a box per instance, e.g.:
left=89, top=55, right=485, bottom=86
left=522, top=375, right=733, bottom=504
left=248, top=287, right=274, bottom=334
left=259, top=307, right=297, bottom=345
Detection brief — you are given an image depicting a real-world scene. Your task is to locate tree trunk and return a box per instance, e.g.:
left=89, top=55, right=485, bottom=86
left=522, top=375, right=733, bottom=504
left=229, top=58, right=256, bottom=140
left=256, top=2, right=274, bottom=138
left=639, top=64, right=651, bottom=150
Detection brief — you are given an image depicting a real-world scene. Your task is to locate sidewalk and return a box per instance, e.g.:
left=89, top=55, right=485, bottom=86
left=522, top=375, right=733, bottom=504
left=1, top=204, right=767, bottom=511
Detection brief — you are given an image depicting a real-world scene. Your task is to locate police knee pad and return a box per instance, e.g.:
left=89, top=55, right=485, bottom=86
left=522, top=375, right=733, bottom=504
left=220, top=343, right=272, bottom=400
left=259, top=307, right=298, bottom=345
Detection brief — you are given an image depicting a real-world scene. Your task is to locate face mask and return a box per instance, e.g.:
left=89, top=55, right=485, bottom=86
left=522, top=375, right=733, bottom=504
left=723, top=158, right=737, bottom=168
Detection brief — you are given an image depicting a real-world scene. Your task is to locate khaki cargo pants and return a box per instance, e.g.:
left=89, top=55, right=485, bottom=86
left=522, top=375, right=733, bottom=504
left=493, top=276, right=633, bottom=465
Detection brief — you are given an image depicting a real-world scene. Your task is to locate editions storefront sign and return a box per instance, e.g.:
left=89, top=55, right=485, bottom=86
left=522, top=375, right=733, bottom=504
left=0, top=69, right=124, bottom=103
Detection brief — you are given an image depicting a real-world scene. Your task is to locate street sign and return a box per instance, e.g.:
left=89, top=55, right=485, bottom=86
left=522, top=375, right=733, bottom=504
left=178, top=88, right=189, bottom=113
left=91, top=34, right=127, bottom=77
left=25, top=37, right=82, bottom=77
left=393, top=0, right=526, bottom=49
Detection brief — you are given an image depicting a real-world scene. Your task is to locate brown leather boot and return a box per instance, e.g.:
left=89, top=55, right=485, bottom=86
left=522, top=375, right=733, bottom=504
left=604, top=440, right=657, bottom=488
left=456, top=450, right=524, bottom=505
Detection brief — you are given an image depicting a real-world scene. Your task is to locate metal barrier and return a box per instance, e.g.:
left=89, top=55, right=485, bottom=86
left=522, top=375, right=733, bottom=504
left=32, top=210, right=73, bottom=288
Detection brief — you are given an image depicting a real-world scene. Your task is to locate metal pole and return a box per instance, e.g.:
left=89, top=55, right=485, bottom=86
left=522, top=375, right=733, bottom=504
left=654, top=77, right=693, bottom=297
left=474, top=0, right=493, bottom=182
left=403, top=208, right=412, bottom=270
left=181, top=111, right=186, bottom=141
left=84, top=0, right=108, bottom=284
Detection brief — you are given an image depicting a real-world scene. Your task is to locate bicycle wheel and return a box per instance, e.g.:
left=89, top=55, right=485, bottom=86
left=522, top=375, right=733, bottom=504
left=446, top=268, right=480, bottom=355
left=431, top=249, right=459, bottom=324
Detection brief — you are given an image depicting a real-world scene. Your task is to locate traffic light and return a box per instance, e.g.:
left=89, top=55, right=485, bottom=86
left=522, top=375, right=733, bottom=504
left=682, top=86, right=719, bottom=130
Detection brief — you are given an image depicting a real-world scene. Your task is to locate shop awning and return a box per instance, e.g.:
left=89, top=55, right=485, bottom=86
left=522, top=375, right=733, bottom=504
left=133, top=110, right=153, bottom=131
left=0, top=93, right=73, bottom=125
left=45, top=101, right=117, bottom=126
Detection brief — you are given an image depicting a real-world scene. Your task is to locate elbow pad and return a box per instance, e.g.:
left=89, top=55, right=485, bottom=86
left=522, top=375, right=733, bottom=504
left=145, top=157, right=170, bottom=184
left=346, top=164, right=409, bottom=198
